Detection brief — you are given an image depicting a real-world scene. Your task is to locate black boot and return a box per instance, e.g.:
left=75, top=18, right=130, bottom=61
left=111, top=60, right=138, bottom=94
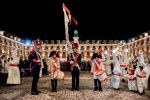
left=142, top=90, right=145, bottom=94
left=54, top=79, right=57, bottom=92
left=122, top=79, right=125, bottom=83
left=51, top=80, right=55, bottom=92
left=148, top=77, right=150, bottom=90
left=94, top=79, right=97, bottom=91
left=98, top=79, right=102, bottom=91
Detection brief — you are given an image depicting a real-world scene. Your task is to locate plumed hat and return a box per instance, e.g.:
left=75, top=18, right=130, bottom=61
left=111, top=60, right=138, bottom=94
left=32, top=38, right=42, bottom=46
left=91, top=53, right=102, bottom=60
left=72, top=41, right=78, bottom=48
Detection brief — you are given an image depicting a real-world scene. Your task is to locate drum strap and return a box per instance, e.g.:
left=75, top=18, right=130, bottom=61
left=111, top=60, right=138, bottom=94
left=35, top=50, right=44, bottom=68
left=52, top=59, right=58, bottom=69
left=94, top=60, right=101, bottom=70
left=72, top=53, right=80, bottom=70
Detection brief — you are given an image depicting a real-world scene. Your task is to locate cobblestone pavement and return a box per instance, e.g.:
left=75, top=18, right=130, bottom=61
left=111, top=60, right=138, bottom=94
left=0, top=71, right=150, bottom=100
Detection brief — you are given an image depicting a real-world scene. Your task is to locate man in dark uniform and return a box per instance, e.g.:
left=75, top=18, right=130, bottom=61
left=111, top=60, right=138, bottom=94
left=28, top=39, right=43, bottom=95
left=68, top=42, right=82, bottom=91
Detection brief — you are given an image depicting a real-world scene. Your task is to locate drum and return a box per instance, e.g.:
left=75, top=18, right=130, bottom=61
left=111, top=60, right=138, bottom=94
left=57, top=71, right=65, bottom=80
left=96, top=70, right=107, bottom=82
left=53, top=71, right=65, bottom=80
left=53, top=71, right=58, bottom=79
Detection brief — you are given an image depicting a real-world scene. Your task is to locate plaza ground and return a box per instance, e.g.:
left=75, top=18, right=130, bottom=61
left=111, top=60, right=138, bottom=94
left=0, top=71, right=150, bottom=100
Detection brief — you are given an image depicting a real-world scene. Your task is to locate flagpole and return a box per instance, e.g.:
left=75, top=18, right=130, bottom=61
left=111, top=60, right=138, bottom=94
left=45, top=33, right=46, bottom=40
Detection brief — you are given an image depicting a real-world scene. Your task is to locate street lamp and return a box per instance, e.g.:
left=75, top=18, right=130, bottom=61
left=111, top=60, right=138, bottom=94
left=112, top=50, right=116, bottom=53
left=104, top=51, right=108, bottom=54
left=125, top=49, right=128, bottom=52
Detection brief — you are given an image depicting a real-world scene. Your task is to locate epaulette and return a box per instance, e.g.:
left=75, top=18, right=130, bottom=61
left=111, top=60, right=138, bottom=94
left=30, top=50, right=35, bottom=53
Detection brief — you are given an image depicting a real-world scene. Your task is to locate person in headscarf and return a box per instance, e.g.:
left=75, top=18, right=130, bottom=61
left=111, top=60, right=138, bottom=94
left=134, top=52, right=147, bottom=95
left=110, top=54, right=122, bottom=90
left=28, top=39, right=43, bottom=95
left=7, top=48, right=20, bottom=85
left=47, top=50, right=60, bottom=92
left=90, top=53, right=106, bottom=91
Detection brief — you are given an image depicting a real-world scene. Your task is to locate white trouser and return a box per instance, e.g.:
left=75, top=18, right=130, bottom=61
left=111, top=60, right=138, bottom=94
left=128, top=80, right=137, bottom=91
left=110, top=75, right=120, bottom=89
left=137, top=77, right=147, bottom=93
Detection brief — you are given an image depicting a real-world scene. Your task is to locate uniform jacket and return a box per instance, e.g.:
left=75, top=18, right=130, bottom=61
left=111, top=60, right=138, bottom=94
left=91, top=60, right=105, bottom=73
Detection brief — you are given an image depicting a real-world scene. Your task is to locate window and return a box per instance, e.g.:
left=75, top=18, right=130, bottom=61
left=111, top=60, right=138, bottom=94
left=0, top=37, right=3, bottom=43
left=51, top=46, right=53, bottom=50
left=4, top=39, right=7, bottom=45
left=81, top=52, right=84, bottom=57
left=104, top=46, right=107, bottom=50
left=45, top=46, right=48, bottom=50
left=9, top=41, right=12, bottom=46
left=98, top=46, right=101, bottom=50
left=56, top=46, right=60, bottom=50
left=92, top=46, right=96, bottom=50
left=80, top=46, right=84, bottom=50
left=110, top=46, right=113, bottom=50
left=147, top=38, right=149, bottom=44
left=13, top=43, right=16, bottom=47
left=87, top=52, right=90, bottom=58
left=87, top=46, right=90, bottom=50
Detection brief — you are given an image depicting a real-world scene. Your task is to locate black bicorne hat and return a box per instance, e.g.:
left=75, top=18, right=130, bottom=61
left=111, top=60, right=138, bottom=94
left=91, top=53, right=102, bottom=60
left=49, top=51, right=60, bottom=57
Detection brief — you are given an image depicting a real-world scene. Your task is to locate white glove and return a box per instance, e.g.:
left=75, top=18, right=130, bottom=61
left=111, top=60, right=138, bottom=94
left=37, top=60, right=41, bottom=63
left=48, top=74, right=51, bottom=76
left=70, top=61, right=73, bottom=64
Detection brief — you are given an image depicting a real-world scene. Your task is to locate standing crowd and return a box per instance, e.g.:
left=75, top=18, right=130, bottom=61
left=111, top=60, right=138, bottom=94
left=0, top=38, right=150, bottom=96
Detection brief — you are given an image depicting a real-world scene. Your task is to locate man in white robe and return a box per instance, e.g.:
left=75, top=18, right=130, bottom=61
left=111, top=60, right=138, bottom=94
left=104, top=54, right=112, bottom=75
left=134, top=52, right=147, bottom=95
left=110, top=54, right=122, bottom=90
left=119, top=54, right=128, bottom=82
left=7, top=48, right=20, bottom=84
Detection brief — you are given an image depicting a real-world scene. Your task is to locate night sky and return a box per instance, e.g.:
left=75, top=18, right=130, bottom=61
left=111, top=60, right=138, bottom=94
left=0, top=1, right=150, bottom=41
